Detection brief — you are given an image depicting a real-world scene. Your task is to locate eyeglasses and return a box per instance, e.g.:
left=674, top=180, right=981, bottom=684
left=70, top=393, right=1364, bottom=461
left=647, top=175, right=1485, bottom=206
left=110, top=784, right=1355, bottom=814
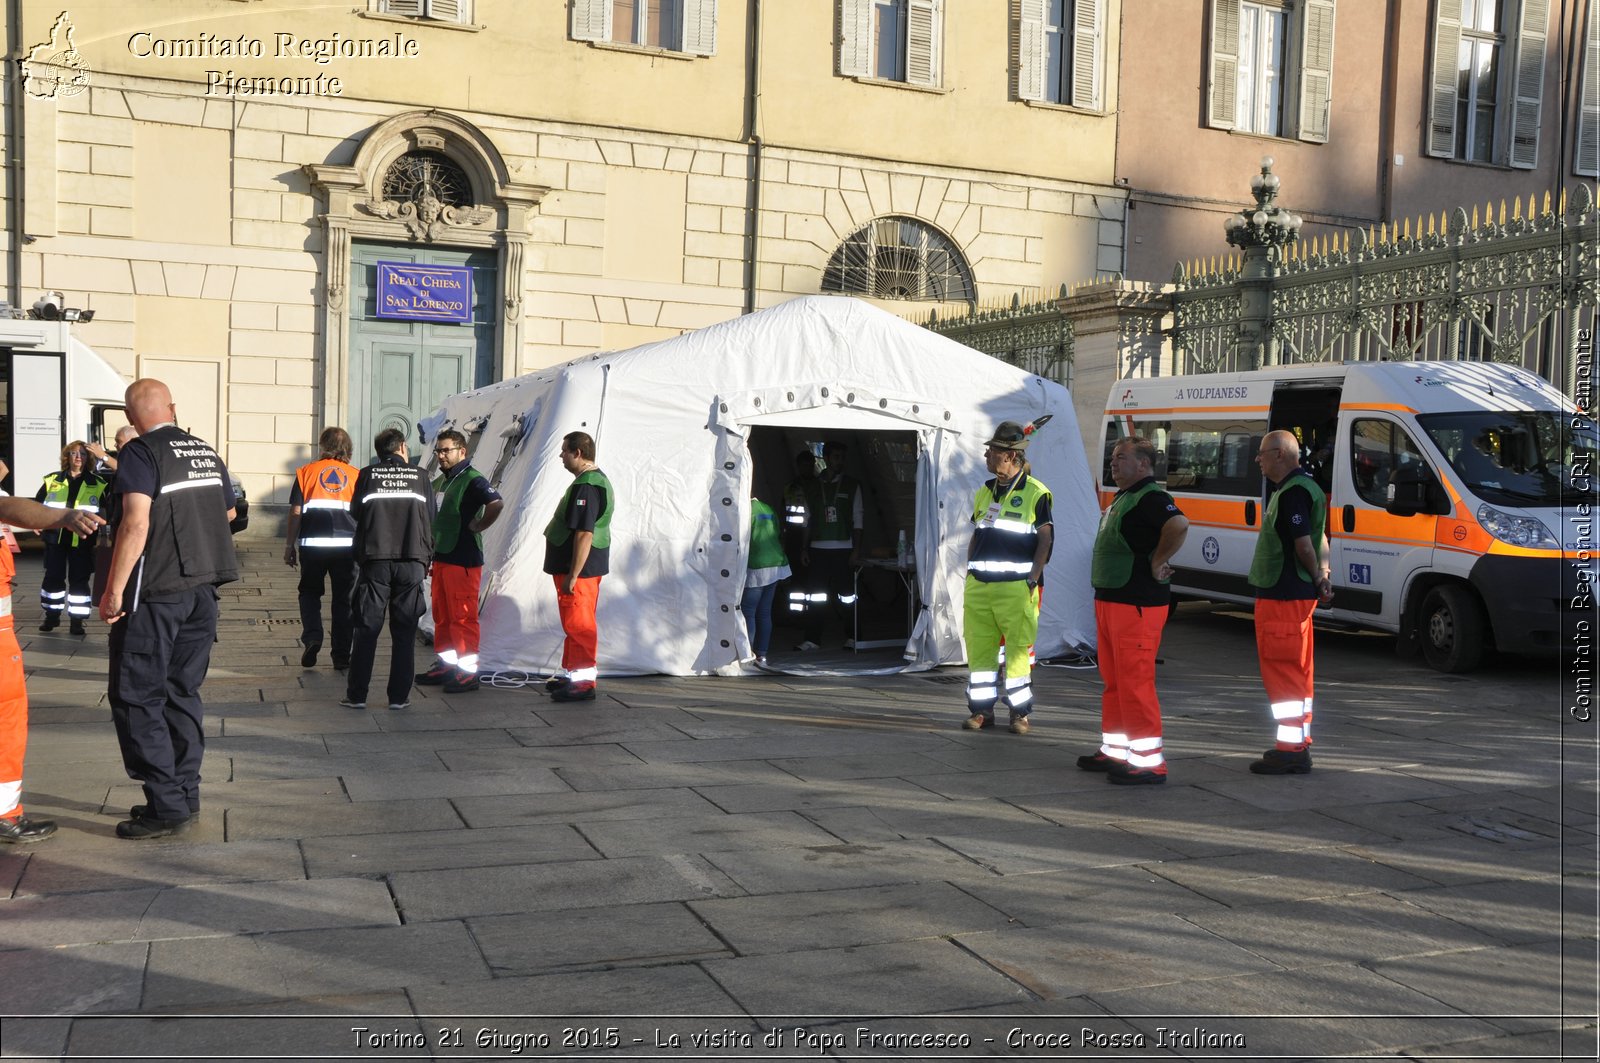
left=433, top=447, right=461, bottom=456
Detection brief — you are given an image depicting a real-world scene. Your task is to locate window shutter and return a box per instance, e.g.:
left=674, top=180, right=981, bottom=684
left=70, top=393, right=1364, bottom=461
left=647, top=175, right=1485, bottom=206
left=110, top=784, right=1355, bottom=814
left=1427, top=0, right=1465, bottom=157
left=837, top=0, right=872, bottom=77
left=1208, top=0, right=1241, bottom=130
left=1297, top=0, right=1335, bottom=142
left=1072, top=0, right=1103, bottom=108
left=681, top=0, right=718, bottom=55
left=1578, top=0, right=1600, bottom=176
left=1508, top=0, right=1549, bottom=169
left=1015, top=0, right=1047, bottom=102
left=383, top=0, right=424, bottom=16
left=906, top=0, right=942, bottom=86
left=570, top=0, right=611, bottom=43
left=424, top=0, right=465, bottom=22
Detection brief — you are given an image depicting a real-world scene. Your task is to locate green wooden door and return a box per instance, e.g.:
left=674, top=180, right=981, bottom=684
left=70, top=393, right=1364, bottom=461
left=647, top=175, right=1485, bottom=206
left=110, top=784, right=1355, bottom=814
left=348, top=243, right=497, bottom=463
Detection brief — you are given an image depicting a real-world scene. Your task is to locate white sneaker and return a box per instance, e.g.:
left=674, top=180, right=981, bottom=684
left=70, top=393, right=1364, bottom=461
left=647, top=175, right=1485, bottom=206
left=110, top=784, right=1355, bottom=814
left=388, top=701, right=409, bottom=711
left=794, top=641, right=820, bottom=652
left=339, top=698, right=366, bottom=710
left=755, top=655, right=769, bottom=668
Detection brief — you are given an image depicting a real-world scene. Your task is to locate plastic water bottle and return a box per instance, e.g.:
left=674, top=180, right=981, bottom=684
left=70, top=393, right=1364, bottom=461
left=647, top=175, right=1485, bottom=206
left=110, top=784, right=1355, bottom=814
left=896, top=529, right=908, bottom=568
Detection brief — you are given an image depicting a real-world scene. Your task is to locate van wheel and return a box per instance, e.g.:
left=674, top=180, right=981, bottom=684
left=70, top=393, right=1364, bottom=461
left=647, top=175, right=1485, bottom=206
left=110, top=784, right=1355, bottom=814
left=1419, top=585, right=1485, bottom=673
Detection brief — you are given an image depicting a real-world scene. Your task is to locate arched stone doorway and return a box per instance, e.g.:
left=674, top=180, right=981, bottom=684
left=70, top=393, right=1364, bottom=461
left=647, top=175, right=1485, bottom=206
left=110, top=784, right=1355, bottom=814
left=305, top=111, right=548, bottom=457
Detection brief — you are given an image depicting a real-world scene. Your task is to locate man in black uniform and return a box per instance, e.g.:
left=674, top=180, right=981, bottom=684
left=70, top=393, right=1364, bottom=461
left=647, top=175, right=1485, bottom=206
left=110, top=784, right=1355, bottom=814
left=100, top=379, right=238, bottom=840
left=344, top=428, right=435, bottom=712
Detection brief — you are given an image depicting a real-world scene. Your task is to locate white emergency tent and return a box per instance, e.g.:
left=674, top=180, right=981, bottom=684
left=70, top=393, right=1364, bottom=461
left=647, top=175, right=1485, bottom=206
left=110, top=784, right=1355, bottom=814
left=419, top=295, right=1097, bottom=677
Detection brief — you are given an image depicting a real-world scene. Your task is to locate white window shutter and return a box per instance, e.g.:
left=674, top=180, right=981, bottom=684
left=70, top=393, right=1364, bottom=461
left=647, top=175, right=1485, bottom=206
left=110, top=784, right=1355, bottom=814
left=1427, top=0, right=1465, bottom=157
left=1578, top=0, right=1600, bottom=177
left=681, top=0, right=718, bottom=55
left=1508, top=0, right=1549, bottom=169
left=838, top=0, right=872, bottom=77
left=1297, top=0, right=1335, bottom=142
left=383, top=0, right=424, bottom=17
left=570, top=0, right=611, bottom=43
left=1208, top=0, right=1241, bottom=130
left=1015, top=0, right=1047, bottom=102
left=1072, top=0, right=1103, bottom=109
left=906, top=0, right=942, bottom=86
left=425, top=0, right=465, bottom=23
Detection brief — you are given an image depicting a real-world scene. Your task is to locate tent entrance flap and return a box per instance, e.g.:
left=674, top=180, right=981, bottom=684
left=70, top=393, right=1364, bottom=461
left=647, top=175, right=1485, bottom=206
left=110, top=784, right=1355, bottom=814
left=715, top=420, right=933, bottom=674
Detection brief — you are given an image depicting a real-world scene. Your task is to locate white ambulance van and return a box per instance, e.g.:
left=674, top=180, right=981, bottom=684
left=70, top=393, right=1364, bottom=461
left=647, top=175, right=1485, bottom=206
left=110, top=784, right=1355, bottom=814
left=0, top=318, right=129, bottom=494
left=1099, top=361, right=1596, bottom=671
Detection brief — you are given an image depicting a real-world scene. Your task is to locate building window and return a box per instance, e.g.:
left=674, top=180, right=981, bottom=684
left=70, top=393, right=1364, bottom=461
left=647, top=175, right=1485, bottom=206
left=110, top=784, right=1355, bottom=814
left=837, top=0, right=943, bottom=87
left=1427, top=0, right=1549, bottom=168
left=1576, top=0, right=1599, bottom=176
left=383, top=151, right=475, bottom=208
left=821, top=217, right=974, bottom=301
left=1207, top=0, right=1336, bottom=144
left=1014, top=0, right=1104, bottom=109
left=375, top=0, right=472, bottom=23
left=570, top=0, right=718, bottom=55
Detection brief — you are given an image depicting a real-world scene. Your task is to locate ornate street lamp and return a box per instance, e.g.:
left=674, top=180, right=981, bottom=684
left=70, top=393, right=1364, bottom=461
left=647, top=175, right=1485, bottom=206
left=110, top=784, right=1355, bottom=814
left=1223, top=156, right=1303, bottom=279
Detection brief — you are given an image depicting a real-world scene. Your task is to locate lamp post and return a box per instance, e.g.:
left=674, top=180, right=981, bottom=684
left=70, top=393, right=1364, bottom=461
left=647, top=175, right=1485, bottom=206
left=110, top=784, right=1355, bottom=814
left=1223, top=156, right=1303, bottom=367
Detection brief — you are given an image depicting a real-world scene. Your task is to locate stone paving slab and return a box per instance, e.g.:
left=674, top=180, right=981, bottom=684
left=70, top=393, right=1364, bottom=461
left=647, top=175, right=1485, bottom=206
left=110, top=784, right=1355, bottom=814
left=390, top=853, right=745, bottom=921
left=957, top=864, right=1230, bottom=929
left=507, top=718, right=701, bottom=746
left=1197, top=765, right=1474, bottom=813
left=692, top=881, right=1016, bottom=955
left=764, top=750, right=960, bottom=780
left=700, top=838, right=999, bottom=894
left=702, top=939, right=1033, bottom=1015
left=798, top=801, right=1054, bottom=843
left=550, top=759, right=798, bottom=792
left=11, top=838, right=305, bottom=897
left=691, top=776, right=945, bottom=815
left=453, top=786, right=723, bottom=827
left=1088, top=961, right=1509, bottom=1056
left=301, top=822, right=598, bottom=877
left=0, top=940, right=148, bottom=1014
left=931, top=821, right=1188, bottom=875
left=322, top=727, right=523, bottom=755
left=225, top=797, right=463, bottom=840
left=1144, top=845, right=1442, bottom=907
left=141, top=921, right=490, bottom=1008
left=1010, top=782, right=1261, bottom=825
left=1342, top=835, right=1566, bottom=886
left=407, top=956, right=746, bottom=1018
left=106, top=775, right=349, bottom=812
left=1097, top=808, right=1399, bottom=859
left=1183, top=890, right=1505, bottom=968
left=623, top=731, right=952, bottom=764
left=1390, top=875, right=1567, bottom=945
left=339, top=764, right=571, bottom=802
left=906, top=764, right=1112, bottom=800
left=467, top=901, right=730, bottom=975
left=956, top=913, right=1280, bottom=999
left=225, top=750, right=451, bottom=781
left=433, top=741, right=643, bottom=772
left=0, top=877, right=397, bottom=949
left=576, top=809, right=840, bottom=857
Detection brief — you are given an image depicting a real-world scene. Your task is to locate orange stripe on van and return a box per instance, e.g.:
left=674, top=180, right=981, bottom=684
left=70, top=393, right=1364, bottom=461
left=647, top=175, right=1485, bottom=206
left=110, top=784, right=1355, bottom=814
left=1340, top=402, right=1419, bottom=414
left=1101, top=405, right=1271, bottom=417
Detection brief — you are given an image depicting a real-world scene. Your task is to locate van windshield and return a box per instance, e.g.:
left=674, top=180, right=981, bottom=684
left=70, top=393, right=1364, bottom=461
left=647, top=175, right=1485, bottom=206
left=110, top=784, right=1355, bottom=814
left=1417, top=411, right=1598, bottom=508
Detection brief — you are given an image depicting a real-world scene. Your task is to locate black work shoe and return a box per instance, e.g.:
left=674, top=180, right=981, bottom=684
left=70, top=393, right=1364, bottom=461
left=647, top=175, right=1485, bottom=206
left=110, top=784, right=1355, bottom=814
left=1249, top=747, right=1313, bottom=775
left=544, top=675, right=572, bottom=693
left=0, top=815, right=58, bottom=843
left=300, top=641, right=320, bottom=667
left=332, top=657, right=350, bottom=673
left=550, top=682, right=596, bottom=703
left=38, top=613, right=59, bottom=632
left=961, top=713, right=994, bottom=731
left=1107, top=767, right=1168, bottom=786
left=442, top=672, right=479, bottom=693
left=415, top=663, right=453, bottom=685
left=116, top=813, right=192, bottom=839
left=1077, top=752, right=1115, bottom=772
left=69, top=617, right=86, bottom=636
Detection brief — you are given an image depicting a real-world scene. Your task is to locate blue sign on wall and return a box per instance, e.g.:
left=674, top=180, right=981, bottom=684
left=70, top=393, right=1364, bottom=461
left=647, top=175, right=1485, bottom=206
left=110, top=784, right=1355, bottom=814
left=375, top=261, right=473, bottom=323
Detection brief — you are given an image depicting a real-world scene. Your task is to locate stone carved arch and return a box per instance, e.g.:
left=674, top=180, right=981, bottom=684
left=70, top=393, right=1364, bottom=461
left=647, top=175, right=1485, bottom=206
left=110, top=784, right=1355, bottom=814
left=304, top=110, right=549, bottom=435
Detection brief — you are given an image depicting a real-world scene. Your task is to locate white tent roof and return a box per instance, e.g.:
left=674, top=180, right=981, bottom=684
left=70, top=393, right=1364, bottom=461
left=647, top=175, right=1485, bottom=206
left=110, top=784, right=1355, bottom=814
left=421, top=295, right=1098, bottom=676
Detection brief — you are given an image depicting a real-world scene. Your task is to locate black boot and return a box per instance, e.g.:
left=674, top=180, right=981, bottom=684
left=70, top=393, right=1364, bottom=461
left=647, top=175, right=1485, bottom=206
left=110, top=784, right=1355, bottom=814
left=69, top=617, right=86, bottom=636
left=39, top=612, right=59, bottom=632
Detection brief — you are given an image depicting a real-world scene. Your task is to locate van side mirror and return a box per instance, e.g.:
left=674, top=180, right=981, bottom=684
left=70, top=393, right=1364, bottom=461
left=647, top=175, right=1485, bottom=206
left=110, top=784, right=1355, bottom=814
left=1385, top=464, right=1449, bottom=517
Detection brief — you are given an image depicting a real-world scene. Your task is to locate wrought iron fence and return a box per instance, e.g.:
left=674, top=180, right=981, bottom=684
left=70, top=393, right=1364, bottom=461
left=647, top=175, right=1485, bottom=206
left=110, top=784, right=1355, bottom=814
left=917, top=283, right=1094, bottom=387
left=1171, top=184, right=1600, bottom=395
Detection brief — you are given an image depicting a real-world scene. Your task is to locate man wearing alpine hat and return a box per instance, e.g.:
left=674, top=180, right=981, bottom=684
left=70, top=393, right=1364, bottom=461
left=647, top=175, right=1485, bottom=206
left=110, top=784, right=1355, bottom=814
left=962, top=417, right=1053, bottom=734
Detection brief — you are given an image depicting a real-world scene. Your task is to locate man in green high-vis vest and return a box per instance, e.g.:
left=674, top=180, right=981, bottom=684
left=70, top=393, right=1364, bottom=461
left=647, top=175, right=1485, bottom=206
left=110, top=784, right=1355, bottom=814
left=415, top=429, right=502, bottom=695
left=543, top=430, right=614, bottom=702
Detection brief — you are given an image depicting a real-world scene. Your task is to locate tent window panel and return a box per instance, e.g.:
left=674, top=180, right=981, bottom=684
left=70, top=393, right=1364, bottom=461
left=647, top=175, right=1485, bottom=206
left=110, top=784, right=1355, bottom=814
left=821, top=216, right=974, bottom=302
